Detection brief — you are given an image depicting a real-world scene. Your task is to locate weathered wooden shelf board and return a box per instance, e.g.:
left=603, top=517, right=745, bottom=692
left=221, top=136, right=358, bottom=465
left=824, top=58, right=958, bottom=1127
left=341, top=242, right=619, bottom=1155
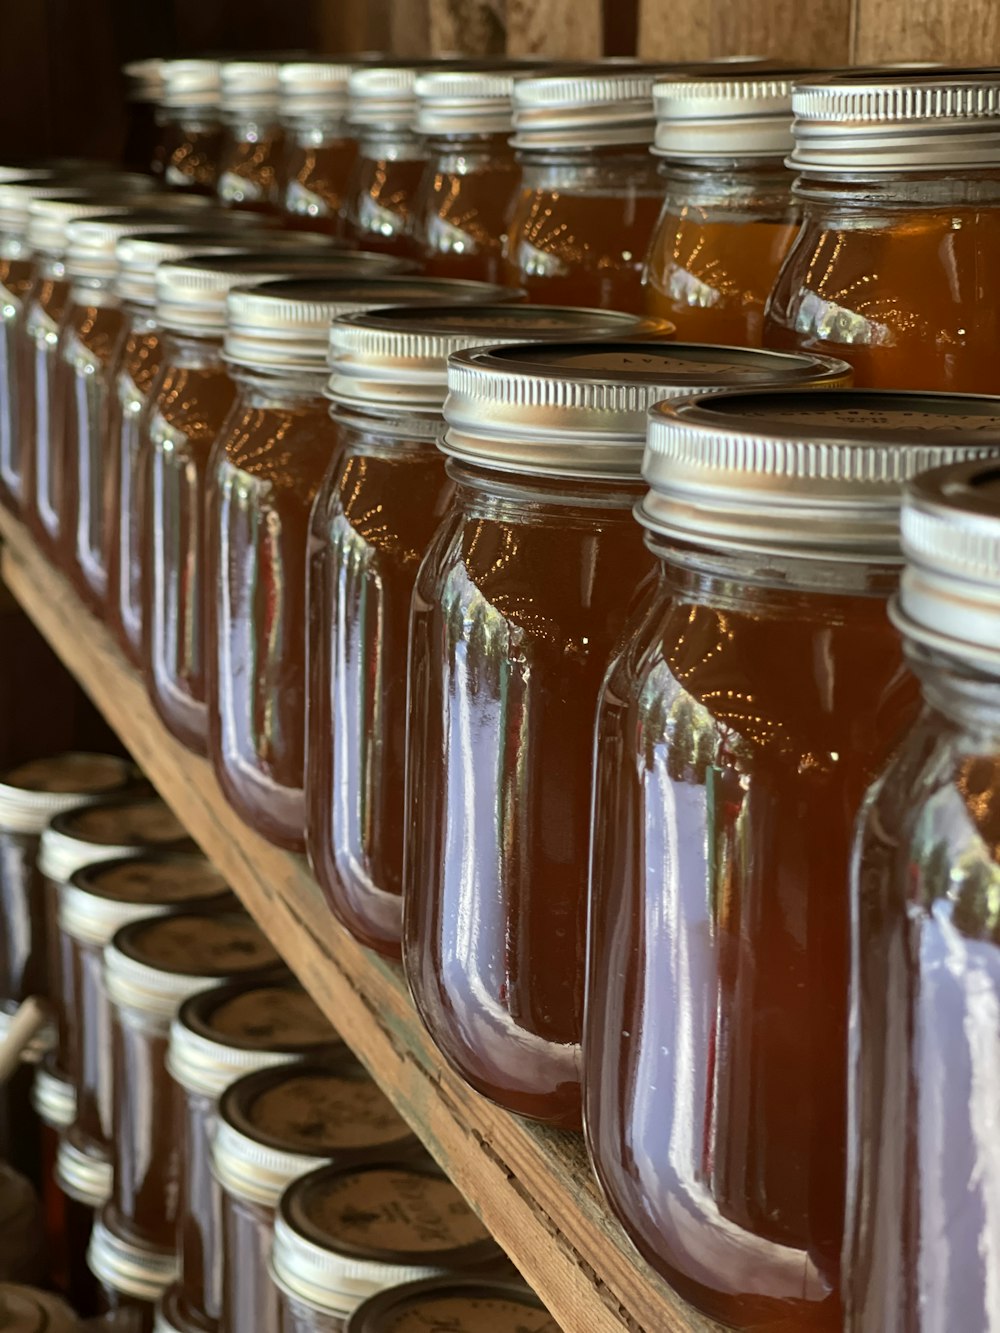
left=0, top=509, right=721, bottom=1333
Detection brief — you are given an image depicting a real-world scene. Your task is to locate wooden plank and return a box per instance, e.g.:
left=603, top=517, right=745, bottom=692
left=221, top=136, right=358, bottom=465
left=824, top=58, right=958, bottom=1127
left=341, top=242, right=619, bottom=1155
left=429, top=0, right=508, bottom=55
left=0, top=510, right=722, bottom=1333
left=852, top=0, right=1000, bottom=63
left=637, top=0, right=853, bottom=63
left=506, top=0, right=603, bottom=57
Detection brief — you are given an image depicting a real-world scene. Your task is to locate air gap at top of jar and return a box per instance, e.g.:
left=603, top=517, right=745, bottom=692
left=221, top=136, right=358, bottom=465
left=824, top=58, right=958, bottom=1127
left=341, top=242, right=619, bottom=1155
left=309, top=303, right=670, bottom=961
left=584, top=388, right=1000, bottom=1330
left=644, top=69, right=810, bottom=345
left=846, top=459, right=1000, bottom=1333
left=403, top=341, right=851, bottom=1130
left=764, top=69, right=1000, bottom=390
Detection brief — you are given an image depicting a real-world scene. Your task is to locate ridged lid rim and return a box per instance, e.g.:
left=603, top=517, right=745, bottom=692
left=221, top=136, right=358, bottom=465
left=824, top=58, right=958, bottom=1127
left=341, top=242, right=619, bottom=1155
left=0, top=752, right=137, bottom=835
left=87, top=1211, right=178, bottom=1300
left=512, top=69, right=662, bottom=148
left=56, top=1135, right=112, bottom=1206
left=653, top=72, right=807, bottom=158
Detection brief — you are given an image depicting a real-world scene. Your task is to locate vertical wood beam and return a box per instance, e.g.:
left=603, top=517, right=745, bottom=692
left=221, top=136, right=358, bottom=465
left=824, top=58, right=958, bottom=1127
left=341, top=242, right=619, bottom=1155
left=853, top=0, right=1000, bottom=63
left=507, top=0, right=603, bottom=57
left=430, top=0, right=508, bottom=54
left=637, top=0, right=853, bottom=64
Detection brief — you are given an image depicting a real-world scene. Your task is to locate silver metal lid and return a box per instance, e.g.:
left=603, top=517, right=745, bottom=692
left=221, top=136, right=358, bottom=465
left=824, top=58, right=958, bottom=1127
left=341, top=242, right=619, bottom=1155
left=895, top=459, right=1000, bottom=667
left=227, top=275, right=516, bottom=372
left=155, top=250, right=380, bottom=336
left=220, top=60, right=282, bottom=115
left=30, top=1063, right=76, bottom=1129
left=65, top=206, right=216, bottom=283
left=87, top=1210, right=178, bottom=1301
left=162, top=59, right=221, bottom=111
left=791, top=70, right=1000, bottom=174
left=56, top=1134, right=112, bottom=1206
left=443, top=342, right=852, bottom=480
left=0, top=752, right=137, bottom=835
left=416, top=70, right=518, bottom=138
left=344, top=1279, right=554, bottom=1333
left=211, top=1114, right=333, bottom=1209
left=642, top=388, right=1000, bottom=560
left=653, top=72, right=812, bottom=160
left=280, top=61, right=354, bottom=118
left=0, top=183, right=81, bottom=240
left=329, top=304, right=669, bottom=413
left=348, top=67, right=421, bottom=130
left=60, top=852, right=230, bottom=948
left=123, top=58, right=165, bottom=102
left=0, top=167, right=53, bottom=184
left=115, top=223, right=323, bottom=306
left=0, top=1284, right=81, bottom=1333
left=512, top=68, right=668, bottom=150
left=37, top=796, right=189, bottom=885
left=27, top=185, right=156, bottom=256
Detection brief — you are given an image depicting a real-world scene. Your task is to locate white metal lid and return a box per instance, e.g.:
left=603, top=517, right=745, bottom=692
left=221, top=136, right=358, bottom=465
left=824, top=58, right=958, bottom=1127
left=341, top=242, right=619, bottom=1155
left=167, top=982, right=342, bottom=1098
left=56, top=1134, right=112, bottom=1206
left=653, top=71, right=813, bottom=160
left=416, top=70, right=518, bottom=138
left=0, top=752, right=137, bottom=835
left=104, top=912, right=280, bottom=1021
left=329, top=304, right=669, bottom=414
left=326, top=1277, right=558, bottom=1332
left=791, top=70, right=1000, bottom=174
left=894, top=459, right=1000, bottom=667
left=37, top=796, right=189, bottom=884
left=211, top=1116, right=333, bottom=1209
left=642, top=388, right=1000, bottom=560
left=60, top=854, right=231, bottom=948
left=348, top=67, right=422, bottom=130
left=161, top=59, right=222, bottom=111
left=87, top=1210, right=178, bottom=1301
left=0, top=167, right=53, bottom=184
left=65, top=206, right=217, bottom=282
left=442, top=342, right=851, bottom=480
left=0, top=1284, right=81, bottom=1333
left=280, top=61, right=354, bottom=118
left=220, top=60, right=282, bottom=115
left=0, top=183, right=81, bottom=238
left=226, top=275, right=515, bottom=372
left=26, top=184, right=157, bottom=256
left=30, top=1062, right=76, bottom=1129
left=511, top=67, right=669, bottom=150
left=123, top=58, right=165, bottom=102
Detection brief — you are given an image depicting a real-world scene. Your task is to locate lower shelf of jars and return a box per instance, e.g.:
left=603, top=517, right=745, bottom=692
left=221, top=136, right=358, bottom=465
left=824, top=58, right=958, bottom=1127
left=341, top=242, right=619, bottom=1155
left=0, top=507, right=724, bottom=1333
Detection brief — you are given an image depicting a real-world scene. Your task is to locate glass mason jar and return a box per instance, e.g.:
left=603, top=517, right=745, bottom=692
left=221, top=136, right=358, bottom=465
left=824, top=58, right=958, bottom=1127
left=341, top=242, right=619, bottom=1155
left=217, top=63, right=285, bottom=215
left=764, top=71, right=1000, bottom=391
left=583, top=389, right=1000, bottom=1329
left=845, top=460, right=1000, bottom=1333
left=122, top=59, right=168, bottom=178
left=341, top=69, right=429, bottom=258
left=205, top=275, right=511, bottom=851
left=104, top=910, right=280, bottom=1254
left=343, top=1279, right=559, bottom=1333
left=272, top=1161, right=504, bottom=1330
left=309, top=303, right=662, bottom=958
left=409, top=71, right=524, bottom=283
left=502, top=71, right=667, bottom=313
left=87, top=1208, right=173, bottom=1332
left=160, top=61, right=224, bottom=197
left=279, top=62, right=357, bottom=235
left=213, top=1059, right=417, bottom=1333
left=404, top=343, right=851, bottom=1131
left=165, top=979, right=344, bottom=1332
left=643, top=73, right=803, bottom=345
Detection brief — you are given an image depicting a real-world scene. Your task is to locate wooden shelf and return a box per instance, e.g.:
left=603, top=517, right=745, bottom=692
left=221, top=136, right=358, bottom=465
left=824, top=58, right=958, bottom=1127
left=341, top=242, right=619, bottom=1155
left=0, top=510, right=721, bottom=1333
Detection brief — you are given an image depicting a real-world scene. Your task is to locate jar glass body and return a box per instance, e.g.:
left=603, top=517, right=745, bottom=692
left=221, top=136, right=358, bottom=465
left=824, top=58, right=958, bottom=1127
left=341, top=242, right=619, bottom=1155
left=220, top=1192, right=279, bottom=1333
left=404, top=465, right=654, bottom=1128
left=764, top=173, right=1000, bottom=390
left=583, top=540, right=920, bottom=1328
left=173, top=1082, right=224, bottom=1328
left=217, top=111, right=285, bottom=214
left=281, top=115, right=357, bottom=235
left=107, top=306, right=164, bottom=668
left=22, top=255, right=72, bottom=552
left=110, top=1008, right=176, bottom=1251
left=140, top=330, right=236, bottom=756
left=42, top=1123, right=100, bottom=1314
left=59, top=278, right=127, bottom=609
left=279, top=1291, right=345, bottom=1333
left=0, top=825, right=47, bottom=1001
left=0, top=240, right=38, bottom=511
left=411, top=133, right=521, bottom=283
left=207, top=371, right=333, bottom=852
left=502, top=150, right=662, bottom=313
left=644, top=159, right=799, bottom=346
left=46, top=871, right=78, bottom=1079
left=70, top=932, right=114, bottom=1155
left=91, top=1287, right=156, bottom=1332
left=845, top=650, right=1000, bottom=1333
left=307, top=412, right=454, bottom=958
left=341, top=129, right=428, bottom=258
left=163, top=108, right=225, bottom=196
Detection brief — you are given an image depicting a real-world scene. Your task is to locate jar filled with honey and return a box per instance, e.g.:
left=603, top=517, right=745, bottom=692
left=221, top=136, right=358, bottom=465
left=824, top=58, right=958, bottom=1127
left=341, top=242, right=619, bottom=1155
left=217, top=61, right=285, bottom=215
left=765, top=71, right=1000, bottom=390
left=341, top=68, right=430, bottom=258
left=845, top=460, right=1000, bottom=1333
left=404, top=343, right=848, bottom=1131
left=160, top=61, right=224, bottom=197
left=279, top=62, right=358, bottom=234
left=310, top=303, right=667, bottom=958
left=410, top=70, right=522, bottom=282
left=584, top=389, right=1000, bottom=1329
left=644, top=72, right=803, bottom=345
left=205, top=274, right=512, bottom=851
left=503, top=69, right=666, bottom=312
left=122, top=60, right=168, bottom=178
